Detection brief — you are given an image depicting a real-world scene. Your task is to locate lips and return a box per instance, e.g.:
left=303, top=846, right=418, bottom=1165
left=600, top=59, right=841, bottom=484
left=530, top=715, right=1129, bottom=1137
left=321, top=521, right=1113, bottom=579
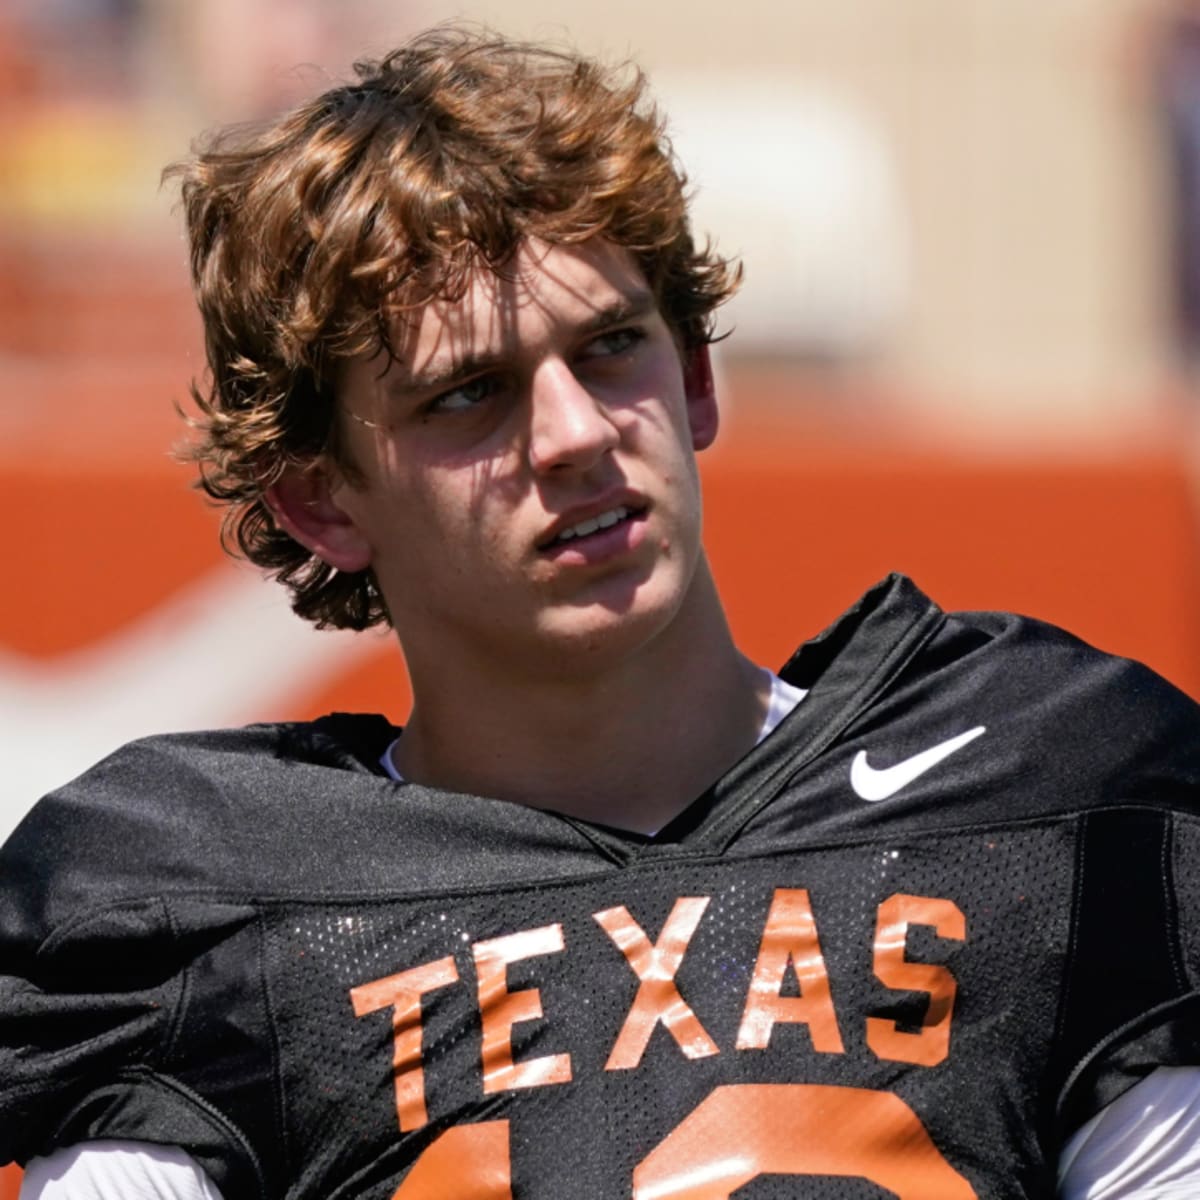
left=538, top=498, right=648, bottom=552
left=552, top=505, right=632, bottom=545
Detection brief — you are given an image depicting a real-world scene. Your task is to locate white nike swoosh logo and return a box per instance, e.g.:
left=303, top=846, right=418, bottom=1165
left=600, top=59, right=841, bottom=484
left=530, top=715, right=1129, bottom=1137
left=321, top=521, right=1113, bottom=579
left=850, top=726, right=986, bottom=802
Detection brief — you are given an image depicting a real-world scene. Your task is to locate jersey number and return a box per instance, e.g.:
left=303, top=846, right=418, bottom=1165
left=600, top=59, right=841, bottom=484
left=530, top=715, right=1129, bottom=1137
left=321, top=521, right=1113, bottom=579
left=391, top=1082, right=977, bottom=1198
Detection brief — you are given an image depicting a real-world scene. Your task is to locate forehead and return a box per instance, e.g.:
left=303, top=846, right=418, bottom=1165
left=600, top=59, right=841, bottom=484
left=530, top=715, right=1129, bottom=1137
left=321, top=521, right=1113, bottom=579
left=388, top=239, right=655, bottom=375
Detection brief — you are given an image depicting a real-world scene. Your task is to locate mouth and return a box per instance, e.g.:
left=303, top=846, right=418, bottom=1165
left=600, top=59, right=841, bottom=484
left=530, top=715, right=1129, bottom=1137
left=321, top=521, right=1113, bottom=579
left=539, top=503, right=647, bottom=552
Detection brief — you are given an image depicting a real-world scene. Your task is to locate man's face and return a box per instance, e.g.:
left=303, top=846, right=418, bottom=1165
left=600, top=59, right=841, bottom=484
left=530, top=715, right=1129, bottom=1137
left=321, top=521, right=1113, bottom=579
left=313, top=239, right=718, bottom=682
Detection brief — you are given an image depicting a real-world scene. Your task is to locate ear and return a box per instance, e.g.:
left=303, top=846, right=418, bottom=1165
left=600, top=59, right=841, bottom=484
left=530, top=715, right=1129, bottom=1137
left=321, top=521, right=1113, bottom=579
left=265, top=464, right=373, bottom=573
left=682, top=344, right=719, bottom=451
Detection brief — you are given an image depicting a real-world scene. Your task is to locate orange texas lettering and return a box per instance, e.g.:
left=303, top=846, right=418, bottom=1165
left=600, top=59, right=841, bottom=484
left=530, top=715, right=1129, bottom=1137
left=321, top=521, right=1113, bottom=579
left=595, top=897, right=720, bottom=1069
left=350, top=888, right=967, bottom=1134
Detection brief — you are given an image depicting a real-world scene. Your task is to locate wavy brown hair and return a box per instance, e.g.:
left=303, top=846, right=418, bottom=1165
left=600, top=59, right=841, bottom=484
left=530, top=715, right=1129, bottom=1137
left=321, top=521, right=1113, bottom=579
left=168, top=25, right=741, bottom=630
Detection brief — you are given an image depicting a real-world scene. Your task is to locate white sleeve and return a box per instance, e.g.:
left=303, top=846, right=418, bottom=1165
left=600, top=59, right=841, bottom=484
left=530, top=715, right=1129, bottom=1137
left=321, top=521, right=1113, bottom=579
left=1058, top=1066, right=1200, bottom=1198
left=19, top=1141, right=224, bottom=1200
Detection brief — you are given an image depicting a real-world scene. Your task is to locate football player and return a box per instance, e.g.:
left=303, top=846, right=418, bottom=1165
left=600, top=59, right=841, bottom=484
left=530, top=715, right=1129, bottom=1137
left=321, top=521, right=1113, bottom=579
left=3, top=25, right=1200, bottom=1200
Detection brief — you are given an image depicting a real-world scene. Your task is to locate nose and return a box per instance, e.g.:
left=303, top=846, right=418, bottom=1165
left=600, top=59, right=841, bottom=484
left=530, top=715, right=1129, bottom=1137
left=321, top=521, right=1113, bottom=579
left=526, top=359, right=620, bottom=474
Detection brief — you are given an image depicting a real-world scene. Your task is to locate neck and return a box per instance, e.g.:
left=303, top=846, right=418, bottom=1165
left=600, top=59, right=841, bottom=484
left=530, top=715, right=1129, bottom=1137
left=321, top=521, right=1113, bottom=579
left=393, top=561, right=768, bottom=834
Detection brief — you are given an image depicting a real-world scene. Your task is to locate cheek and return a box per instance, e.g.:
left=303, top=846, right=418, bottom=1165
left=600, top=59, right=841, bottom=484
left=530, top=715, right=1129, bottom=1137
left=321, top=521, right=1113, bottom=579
left=623, top=401, right=697, bottom=484
left=404, top=469, right=525, bottom=564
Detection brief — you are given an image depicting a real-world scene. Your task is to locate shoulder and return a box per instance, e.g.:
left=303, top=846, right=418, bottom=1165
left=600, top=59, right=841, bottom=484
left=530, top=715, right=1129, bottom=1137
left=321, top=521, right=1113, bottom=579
left=809, top=574, right=1199, bottom=747
left=73, top=712, right=399, bottom=787
left=16, top=712, right=398, bottom=833
left=912, top=599, right=1200, bottom=816
left=935, top=603, right=1197, bottom=735
left=804, top=576, right=1200, bottom=821
left=0, top=715, right=399, bottom=935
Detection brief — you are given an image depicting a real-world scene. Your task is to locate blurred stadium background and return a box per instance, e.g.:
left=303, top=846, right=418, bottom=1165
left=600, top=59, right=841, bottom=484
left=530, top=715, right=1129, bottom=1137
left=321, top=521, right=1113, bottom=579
left=2, top=1, right=1200, bottom=1179
left=6, top=0, right=1200, bottom=815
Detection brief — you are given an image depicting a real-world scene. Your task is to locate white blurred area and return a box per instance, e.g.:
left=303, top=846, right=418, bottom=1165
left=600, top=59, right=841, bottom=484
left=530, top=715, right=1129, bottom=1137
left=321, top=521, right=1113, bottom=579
left=1, top=0, right=1196, bottom=837
left=660, top=76, right=909, bottom=361
left=0, top=572, right=388, bottom=841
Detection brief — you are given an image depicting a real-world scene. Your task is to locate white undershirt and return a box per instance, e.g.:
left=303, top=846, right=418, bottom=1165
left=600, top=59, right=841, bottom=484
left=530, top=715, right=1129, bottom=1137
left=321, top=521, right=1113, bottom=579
left=19, top=675, right=1200, bottom=1198
left=1058, top=1068, right=1200, bottom=1197
left=20, top=1142, right=223, bottom=1199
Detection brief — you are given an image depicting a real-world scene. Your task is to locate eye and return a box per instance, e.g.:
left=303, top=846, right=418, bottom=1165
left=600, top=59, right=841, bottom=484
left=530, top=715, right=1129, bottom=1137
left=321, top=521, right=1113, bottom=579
left=425, top=374, right=501, bottom=416
left=580, top=326, right=646, bottom=361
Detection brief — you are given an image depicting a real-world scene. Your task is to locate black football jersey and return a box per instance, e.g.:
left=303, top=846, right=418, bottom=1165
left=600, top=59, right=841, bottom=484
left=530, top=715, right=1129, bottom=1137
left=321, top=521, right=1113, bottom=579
left=2, top=575, right=1199, bottom=1199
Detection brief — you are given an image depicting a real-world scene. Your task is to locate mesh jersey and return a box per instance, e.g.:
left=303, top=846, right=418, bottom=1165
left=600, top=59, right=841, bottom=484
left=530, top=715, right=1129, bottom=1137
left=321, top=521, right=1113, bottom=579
left=2, top=574, right=1199, bottom=1200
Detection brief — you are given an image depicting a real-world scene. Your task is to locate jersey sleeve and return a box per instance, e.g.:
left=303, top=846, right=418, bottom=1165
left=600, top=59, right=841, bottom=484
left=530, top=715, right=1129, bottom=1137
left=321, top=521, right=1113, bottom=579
left=0, top=742, right=271, bottom=1199
left=1031, top=650, right=1200, bottom=1138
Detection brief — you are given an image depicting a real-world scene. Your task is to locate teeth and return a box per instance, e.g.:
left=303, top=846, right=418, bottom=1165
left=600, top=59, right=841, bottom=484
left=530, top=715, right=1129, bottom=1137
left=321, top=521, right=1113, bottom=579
left=556, top=506, right=630, bottom=543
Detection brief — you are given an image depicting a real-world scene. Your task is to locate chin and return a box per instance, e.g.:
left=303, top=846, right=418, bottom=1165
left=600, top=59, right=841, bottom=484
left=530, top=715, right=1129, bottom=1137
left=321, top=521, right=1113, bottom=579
left=534, top=573, right=696, bottom=668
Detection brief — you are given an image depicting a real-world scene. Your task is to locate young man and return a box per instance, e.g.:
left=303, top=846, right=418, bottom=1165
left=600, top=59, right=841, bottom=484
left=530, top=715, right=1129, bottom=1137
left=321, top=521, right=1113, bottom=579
left=3, top=26, right=1200, bottom=1200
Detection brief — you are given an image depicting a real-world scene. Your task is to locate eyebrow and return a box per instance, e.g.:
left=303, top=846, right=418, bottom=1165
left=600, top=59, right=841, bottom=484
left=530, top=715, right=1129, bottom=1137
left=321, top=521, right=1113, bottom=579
left=384, top=289, right=659, bottom=400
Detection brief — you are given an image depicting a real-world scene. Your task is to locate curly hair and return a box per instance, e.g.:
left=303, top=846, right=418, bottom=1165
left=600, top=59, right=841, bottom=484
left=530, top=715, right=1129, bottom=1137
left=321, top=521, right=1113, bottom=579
left=167, top=25, right=741, bottom=630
